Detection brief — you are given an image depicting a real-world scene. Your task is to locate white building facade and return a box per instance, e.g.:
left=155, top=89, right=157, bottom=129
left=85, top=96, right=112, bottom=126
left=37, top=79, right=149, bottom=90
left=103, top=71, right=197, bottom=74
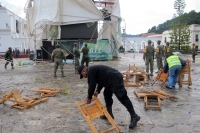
left=0, top=5, right=28, bottom=53
left=162, top=24, right=200, bottom=49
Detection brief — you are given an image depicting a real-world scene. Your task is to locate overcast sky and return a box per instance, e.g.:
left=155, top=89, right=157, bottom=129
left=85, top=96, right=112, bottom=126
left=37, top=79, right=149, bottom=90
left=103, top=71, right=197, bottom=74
left=0, top=0, right=199, bottom=35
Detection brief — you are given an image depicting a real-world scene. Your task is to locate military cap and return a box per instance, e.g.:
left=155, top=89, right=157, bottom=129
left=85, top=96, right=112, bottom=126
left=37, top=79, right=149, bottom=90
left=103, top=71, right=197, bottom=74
left=78, top=65, right=85, bottom=79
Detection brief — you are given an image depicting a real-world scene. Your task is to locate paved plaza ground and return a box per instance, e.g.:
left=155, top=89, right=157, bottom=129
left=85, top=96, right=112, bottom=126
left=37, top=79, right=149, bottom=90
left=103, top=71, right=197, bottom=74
left=0, top=53, right=200, bottom=133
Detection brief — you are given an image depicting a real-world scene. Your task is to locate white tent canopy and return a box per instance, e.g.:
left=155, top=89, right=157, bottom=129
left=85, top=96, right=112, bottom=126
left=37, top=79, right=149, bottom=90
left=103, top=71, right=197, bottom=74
left=25, top=0, right=104, bottom=50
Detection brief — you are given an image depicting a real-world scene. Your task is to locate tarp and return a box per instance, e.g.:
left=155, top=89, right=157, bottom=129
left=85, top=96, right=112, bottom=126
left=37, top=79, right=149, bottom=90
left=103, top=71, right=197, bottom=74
left=98, top=0, right=121, bottom=57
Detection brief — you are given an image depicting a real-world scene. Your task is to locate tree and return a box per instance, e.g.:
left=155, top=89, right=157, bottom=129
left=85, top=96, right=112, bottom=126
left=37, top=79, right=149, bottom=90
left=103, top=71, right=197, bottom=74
left=169, top=22, right=190, bottom=49
left=169, top=0, right=190, bottom=50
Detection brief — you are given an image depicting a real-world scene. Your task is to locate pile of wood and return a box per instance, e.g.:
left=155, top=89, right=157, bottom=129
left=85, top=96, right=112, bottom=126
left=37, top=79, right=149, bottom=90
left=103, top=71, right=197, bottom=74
left=122, top=64, right=149, bottom=87
left=0, top=89, right=48, bottom=110
left=0, top=88, right=61, bottom=110
left=32, top=88, right=61, bottom=98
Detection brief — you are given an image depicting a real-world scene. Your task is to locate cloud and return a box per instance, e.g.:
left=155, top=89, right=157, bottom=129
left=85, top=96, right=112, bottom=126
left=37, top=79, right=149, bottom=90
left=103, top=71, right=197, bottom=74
left=0, top=0, right=27, bottom=18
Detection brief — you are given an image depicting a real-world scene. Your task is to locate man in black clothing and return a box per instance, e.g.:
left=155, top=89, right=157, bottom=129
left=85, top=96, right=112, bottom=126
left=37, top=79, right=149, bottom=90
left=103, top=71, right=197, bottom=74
left=78, top=65, right=141, bottom=129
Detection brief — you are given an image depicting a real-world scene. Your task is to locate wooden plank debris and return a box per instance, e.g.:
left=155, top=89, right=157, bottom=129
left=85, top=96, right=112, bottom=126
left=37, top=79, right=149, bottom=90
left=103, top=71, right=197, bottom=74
left=32, top=88, right=61, bottom=98
left=0, top=89, right=48, bottom=110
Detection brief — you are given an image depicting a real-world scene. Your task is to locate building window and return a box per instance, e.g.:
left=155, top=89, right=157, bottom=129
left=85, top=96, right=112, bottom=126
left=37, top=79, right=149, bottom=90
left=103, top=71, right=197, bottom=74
left=16, top=20, right=19, bottom=33
left=195, top=34, right=199, bottom=42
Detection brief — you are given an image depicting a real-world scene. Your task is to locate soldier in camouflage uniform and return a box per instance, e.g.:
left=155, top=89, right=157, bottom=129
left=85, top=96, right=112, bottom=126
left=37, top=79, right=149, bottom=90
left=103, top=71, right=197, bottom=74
left=155, top=40, right=163, bottom=73
left=81, top=43, right=89, bottom=67
left=164, top=42, right=173, bottom=59
left=191, top=43, right=197, bottom=63
left=51, top=44, right=66, bottom=77
left=4, top=47, right=14, bottom=69
left=143, top=40, right=154, bottom=76
left=73, top=43, right=80, bottom=73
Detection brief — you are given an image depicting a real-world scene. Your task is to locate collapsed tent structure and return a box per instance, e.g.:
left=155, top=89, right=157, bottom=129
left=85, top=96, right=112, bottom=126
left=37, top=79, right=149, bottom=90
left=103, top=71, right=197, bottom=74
left=24, top=0, right=123, bottom=60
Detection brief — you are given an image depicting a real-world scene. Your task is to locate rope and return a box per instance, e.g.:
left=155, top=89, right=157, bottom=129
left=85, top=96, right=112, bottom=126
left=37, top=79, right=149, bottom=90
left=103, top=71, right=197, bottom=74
left=89, top=25, right=98, bottom=43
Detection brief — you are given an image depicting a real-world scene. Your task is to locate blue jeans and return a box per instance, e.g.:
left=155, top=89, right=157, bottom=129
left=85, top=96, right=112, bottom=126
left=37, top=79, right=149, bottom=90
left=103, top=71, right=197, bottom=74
left=168, top=65, right=181, bottom=88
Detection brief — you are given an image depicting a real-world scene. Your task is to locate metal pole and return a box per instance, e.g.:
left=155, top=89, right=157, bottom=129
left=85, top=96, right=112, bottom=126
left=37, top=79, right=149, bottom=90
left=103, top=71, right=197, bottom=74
left=34, top=27, right=37, bottom=64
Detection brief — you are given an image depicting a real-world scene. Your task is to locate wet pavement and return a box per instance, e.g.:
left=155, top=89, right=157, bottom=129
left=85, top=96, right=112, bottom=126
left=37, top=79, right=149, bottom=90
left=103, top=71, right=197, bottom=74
left=0, top=53, right=200, bottom=133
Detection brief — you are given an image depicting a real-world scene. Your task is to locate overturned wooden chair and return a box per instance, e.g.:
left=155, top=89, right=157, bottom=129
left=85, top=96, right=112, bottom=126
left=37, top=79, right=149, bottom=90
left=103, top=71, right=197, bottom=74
left=0, top=89, right=48, bottom=110
left=152, top=68, right=168, bottom=88
left=144, top=95, right=162, bottom=110
left=178, top=59, right=192, bottom=87
left=123, top=64, right=149, bottom=87
left=76, top=97, right=120, bottom=133
left=32, top=88, right=61, bottom=98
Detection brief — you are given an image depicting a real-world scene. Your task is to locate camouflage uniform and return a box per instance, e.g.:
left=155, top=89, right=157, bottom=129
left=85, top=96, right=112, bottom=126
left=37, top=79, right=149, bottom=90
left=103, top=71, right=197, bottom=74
left=164, top=46, right=173, bottom=59
left=4, top=47, right=14, bottom=69
left=155, top=42, right=164, bottom=71
left=73, top=44, right=80, bottom=73
left=143, top=41, right=154, bottom=76
left=51, top=45, right=66, bottom=77
left=81, top=44, right=89, bottom=67
left=191, top=44, right=197, bottom=63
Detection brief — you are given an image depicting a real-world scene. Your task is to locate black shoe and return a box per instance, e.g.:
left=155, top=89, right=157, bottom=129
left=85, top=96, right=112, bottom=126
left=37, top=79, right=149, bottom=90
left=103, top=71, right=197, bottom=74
left=166, top=85, right=172, bottom=89
left=173, top=86, right=175, bottom=88
left=129, top=115, right=141, bottom=128
left=150, top=74, right=153, bottom=76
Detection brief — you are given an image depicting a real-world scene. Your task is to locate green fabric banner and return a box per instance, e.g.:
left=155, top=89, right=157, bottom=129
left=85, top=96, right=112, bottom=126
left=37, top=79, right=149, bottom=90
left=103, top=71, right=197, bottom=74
left=86, top=40, right=113, bottom=60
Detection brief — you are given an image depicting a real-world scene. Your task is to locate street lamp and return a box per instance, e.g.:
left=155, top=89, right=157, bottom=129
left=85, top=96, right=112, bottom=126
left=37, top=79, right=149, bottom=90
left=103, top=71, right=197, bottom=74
left=122, top=29, right=126, bottom=55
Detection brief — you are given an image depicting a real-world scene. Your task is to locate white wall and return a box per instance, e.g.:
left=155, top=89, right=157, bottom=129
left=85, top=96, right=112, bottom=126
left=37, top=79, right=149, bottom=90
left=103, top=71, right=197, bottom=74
left=0, top=7, right=28, bottom=53
left=162, top=25, right=200, bottom=49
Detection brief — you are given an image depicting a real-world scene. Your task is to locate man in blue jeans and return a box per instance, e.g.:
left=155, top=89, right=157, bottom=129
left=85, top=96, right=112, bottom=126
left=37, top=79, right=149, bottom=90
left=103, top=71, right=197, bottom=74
left=163, top=55, right=186, bottom=89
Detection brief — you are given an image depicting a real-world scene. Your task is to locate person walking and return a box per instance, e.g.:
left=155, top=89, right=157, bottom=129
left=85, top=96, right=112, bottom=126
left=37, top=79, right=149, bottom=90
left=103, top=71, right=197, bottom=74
left=4, top=47, right=15, bottom=69
left=155, top=40, right=164, bottom=73
left=51, top=44, right=66, bottom=77
left=78, top=65, right=141, bottom=129
left=73, top=43, right=80, bottom=73
left=143, top=40, right=154, bottom=76
left=191, top=43, right=197, bottom=63
left=163, top=55, right=186, bottom=89
left=81, top=43, right=89, bottom=67
left=164, top=42, right=173, bottom=59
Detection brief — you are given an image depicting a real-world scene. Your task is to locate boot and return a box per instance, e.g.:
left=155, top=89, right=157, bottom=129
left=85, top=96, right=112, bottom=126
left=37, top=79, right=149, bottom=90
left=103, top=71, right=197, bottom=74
left=128, top=110, right=141, bottom=129
left=5, top=64, right=7, bottom=69
left=54, top=72, right=57, bottom=77
left=100, top=106, right=114, bottom=119
left=11, top=66, right=15, bottom=69
left=61, top=72, right=66, bottom=77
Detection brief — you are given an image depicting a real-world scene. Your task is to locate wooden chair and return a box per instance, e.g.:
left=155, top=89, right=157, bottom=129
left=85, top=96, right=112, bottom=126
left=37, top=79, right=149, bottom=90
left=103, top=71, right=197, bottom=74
left=76, top=97, right=120, bottom=133
left=152, top=68, right=168, bottom=87
left=0, top=89, right=48, bottom=110
left=32, top=88, right=61, bottom=98
left=178, top=59, right=192, bottom=87
left=144, top=95, right=161, bottom=110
